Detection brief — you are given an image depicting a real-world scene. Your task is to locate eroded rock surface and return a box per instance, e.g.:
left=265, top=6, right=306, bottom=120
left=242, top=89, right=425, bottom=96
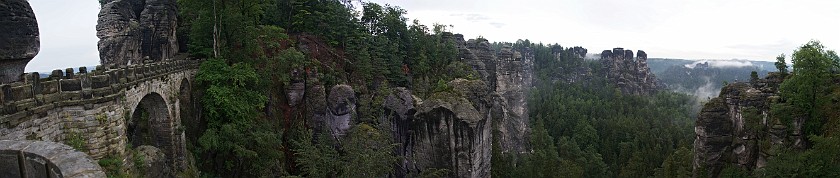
left=693, top=73, right=786, bottom=177
left=600, top=48, right=662, bottom=95
left=409, top=79, right=492, bottom=178
left=97, top=0, right=178, bottom=66
left=455, top=34, right=531, bottom=154
left=0, top=0, right=39, bottom=83
left=327, top=84, right=356, bottom=138
left=136, top=145, right=170, bottom=178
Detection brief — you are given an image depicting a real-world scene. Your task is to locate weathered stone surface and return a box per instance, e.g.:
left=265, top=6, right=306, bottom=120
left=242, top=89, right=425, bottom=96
left=0, top=59, right=200, bottom=177
left=136, top=145, right=169, bottom=178
left=327, top=84, right=355, bottom=139
left=600, top=48, right=661, bottom=95
left=0, top=140, right=106, bottom=178
left=383, top=87, right=416, bottom=177
left=454, top=35, right=531, bottom=154
left=409, top=79, right=492, bottom=178
left=0, top=0, right=40, bottom=84
left=0, top=150, right=22, bottom=178
left=692, top=73, right=787, bottom=177
left=98, top=0, right=178, bottom=66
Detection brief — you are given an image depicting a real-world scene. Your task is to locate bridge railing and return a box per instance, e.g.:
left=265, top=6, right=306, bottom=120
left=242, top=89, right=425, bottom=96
left=0, top=140, right=106, bottom=177
left=0, top=57, right=202, bottom=128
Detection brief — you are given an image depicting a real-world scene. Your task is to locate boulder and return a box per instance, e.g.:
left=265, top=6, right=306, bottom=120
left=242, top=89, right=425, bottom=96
left=327, top=84, right=355, bottom=138
left=0, top=0, right=39, bottom=83
left=136, top=145, right=170, bottom=178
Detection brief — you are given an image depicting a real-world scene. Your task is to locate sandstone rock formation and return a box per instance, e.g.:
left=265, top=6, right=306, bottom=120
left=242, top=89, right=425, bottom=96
left=97, top=0, right=178, bottom=66
left=693, top=73, right=785, bottom=177
left=136, top=145, right=170, bottom=178
left=455, top=34, right=531, bottom=154
left=0, top=0, right=39, bottom=84
left=284, top=34, right=531, bottom=177
left=600, top=48, right=662, bottom=95
left=410, top=79, right=492, bottom=178
left=327, top=84, right=356, bottom=138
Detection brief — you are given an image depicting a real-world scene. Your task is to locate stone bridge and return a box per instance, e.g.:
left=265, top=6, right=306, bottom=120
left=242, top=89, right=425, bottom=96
left=0, top=58, right=201, bottom=177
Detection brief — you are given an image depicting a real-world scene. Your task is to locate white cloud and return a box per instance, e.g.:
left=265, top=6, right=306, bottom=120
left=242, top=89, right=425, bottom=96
left=25, top=0, right=100, bottom=72
left=368, top=0, right=840, bottom=61
left=21, top=0, right=840, bottom=72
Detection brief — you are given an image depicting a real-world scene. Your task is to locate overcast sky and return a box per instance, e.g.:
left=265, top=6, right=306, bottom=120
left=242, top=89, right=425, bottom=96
left=23, top=0, right=840, bottom=72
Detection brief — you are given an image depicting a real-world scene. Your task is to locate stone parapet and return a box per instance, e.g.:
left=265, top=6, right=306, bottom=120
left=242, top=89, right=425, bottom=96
left=0, top=58, right=201, bottom=128
left=0, top=140, right=105, bottom=178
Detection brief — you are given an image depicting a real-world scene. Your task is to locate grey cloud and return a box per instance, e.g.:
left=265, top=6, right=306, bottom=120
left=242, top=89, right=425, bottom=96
left=489, top=22, right=505, bottom=28
left=451, top=13, right=491, bottom=22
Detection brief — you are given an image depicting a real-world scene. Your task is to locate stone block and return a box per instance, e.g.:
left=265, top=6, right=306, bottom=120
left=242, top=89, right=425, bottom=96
left=0, top=150, right=21, bottom=178
left=23, top=152, right=48, bottom=178
left=91, top=75, right=110, bottom=89
left=59, top=79, right=81, bottom=91
left=11, top=84, right=33, bottom=101
left=40, top=80, right=59, bottom=94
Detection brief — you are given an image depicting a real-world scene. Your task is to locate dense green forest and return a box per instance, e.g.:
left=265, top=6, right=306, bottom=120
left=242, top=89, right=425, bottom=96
left=177, top=0, right=471, bottom=177
left=171, top=0, right=840, bottom=177
left=490, top=41, right=697, bottom=178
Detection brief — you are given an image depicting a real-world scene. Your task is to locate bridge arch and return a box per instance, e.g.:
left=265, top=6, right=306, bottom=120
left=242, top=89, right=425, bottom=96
left=128, top=92, right=175, bottom=162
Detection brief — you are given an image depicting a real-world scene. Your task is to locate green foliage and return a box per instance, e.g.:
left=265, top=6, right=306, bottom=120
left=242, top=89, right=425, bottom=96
left=718, top=164, right=750, bottom=178
left=779, top=40, right=839, bottom=137
left=66, top=131, right=87, bottom=152
left=294, top=124, right=397, bottom=178
left=775, top=53, right=789, bottom=75
left=514, top=42, right=695, bottom=177
left=194, top=58, right=284, bottom=176
left=653, top=147, right=692, bottom=178
left=758, top=135, right=840, bottom=177
left=417, top=168, right=451, bottom=178
left=96, top=113, right=108, bottom=125
left=742, top=106, right=764, bottom=133
left=341, top=124, right=398, bottom=177
left=98, top=156, right=126, bottom=178
left=293, top=129, right=341, bottom=177
left=432, top=79, right=453, bottom=93
left=178, top=0, right=472, bottom=176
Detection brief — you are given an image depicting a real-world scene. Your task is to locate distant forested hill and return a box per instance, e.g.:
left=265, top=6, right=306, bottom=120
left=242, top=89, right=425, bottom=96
left=647, top=58, right=777, bottom=99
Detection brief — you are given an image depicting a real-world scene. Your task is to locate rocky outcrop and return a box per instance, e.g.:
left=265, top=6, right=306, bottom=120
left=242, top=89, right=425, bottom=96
left=409, top=79, right=492, bottom=178
left=600, top=48, right=661, bottom=95
left=136, top=145, right=170, bottom=178
left=0, top=0, right=39, bottom=84
left=455, top=34, right=530, bottom=154
left=327, top=84, right=356, bottom=138
left=692, top=73, right=785, bottom=177
left=97, top=0, right=178, bottom=66
left=492, top=44, right=531, bottom=154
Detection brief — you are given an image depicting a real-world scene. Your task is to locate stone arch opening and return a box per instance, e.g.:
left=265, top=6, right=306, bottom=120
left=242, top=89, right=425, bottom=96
left=128, top=92, right=172, bottom=158
left=178, top=79, right=198, bottom=142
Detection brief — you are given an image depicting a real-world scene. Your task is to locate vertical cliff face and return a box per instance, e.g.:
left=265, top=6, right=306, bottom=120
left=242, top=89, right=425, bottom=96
left=97, top=0, right=178, bottom=66
left=410, top=79, right=493, bottom=178
left=455, top=35, right=531, bottom=154
left=600, top=48, right=662, bottom=95
left=282, top=34, right=529, bottom=177
left=0, top=0, right=39, bottom=84
left=692, top=73, right=785, bottom=177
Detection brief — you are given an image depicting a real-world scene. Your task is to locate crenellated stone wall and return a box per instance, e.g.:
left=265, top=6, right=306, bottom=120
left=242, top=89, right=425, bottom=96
left=0, top=58, right=200, bottom=174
